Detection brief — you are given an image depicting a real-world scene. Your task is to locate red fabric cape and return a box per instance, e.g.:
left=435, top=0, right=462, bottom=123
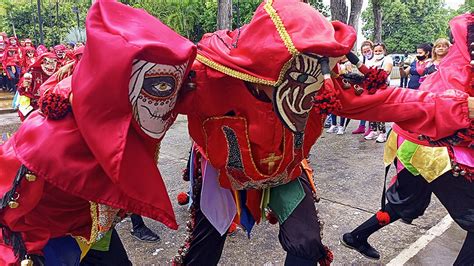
left=394, top=13, right=473, bottom=145
left=15, top=0, right=195, bottom=229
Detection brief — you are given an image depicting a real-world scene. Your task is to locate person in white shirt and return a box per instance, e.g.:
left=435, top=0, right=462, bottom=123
left=364, top=42, right=393, bottom=143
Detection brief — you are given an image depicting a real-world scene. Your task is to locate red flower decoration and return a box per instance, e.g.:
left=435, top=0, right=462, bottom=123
left=39, top=90, right=71, bottom=120
left=313, top=79, right=342, bottom=114
left=177, top=192, right=189, bottom=206
left=376, top=210, right=391, bottom=226
left=362, top=67, right=389, bottom=94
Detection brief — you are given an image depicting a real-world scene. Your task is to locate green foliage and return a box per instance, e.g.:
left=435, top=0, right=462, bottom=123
left=306, top=0, right=330, bottom=17
left=0, top=0, right=330, bottom=46
left=362, top=0, right=461, bottom=53
left=126, top=0, right=261, bottom=43
left=0, top=0, right=89, bottom=47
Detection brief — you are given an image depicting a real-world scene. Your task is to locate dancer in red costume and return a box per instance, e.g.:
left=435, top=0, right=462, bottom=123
left=342, top=13, right=474, bottom=264
left=172, top=1, right=473, bottom=265
left=0, top=1, right=196, bottom=264
left=16, top=52, right=58, bottom=120
left=0, top=41, right=7, bottom=90
left=3, top=46, right=21, bottom=93
left=53, top=44, right=68, bottom=66
left=21, top=47, right=36, bottom=70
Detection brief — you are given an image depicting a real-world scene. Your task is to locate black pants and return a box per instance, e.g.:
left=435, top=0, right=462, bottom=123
left=80, top=229, right=131, bottom=266
left=386, top=169, right=474, bottom=264
left=182, top=174, right=326, bottom=266
left=400, top=76, right=408, bottom=88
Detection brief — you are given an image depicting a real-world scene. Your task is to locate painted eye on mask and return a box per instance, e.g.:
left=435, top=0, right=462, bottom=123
left=142, top=76, right=176, bottom=98
left=289, top=72, right=317, bottom=84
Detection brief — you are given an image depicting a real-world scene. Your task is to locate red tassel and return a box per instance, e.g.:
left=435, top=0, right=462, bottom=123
left=39, top=90, right=71, bottom=120
left=177, top=192, right=189, bottom=206
left=376, top=210, right=391, bottom=226
left=318, top=245, right=334, bottom=266
left=266, top=211, right=278, bottom=225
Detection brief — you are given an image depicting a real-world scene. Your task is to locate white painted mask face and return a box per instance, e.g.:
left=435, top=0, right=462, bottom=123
left=129, top=60, right=187, bottom=139
left=273, top=53, right=339, bottom=133
left=41, top=57, right=58, bottom=76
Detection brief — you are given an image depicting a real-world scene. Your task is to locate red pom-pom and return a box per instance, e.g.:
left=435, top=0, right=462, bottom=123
left=39, top=90, right=71, bottom=120
left=362, top=67, right=389, bottom=94
left=227, top=222, right=238, bottom=235
left=177, top=192, right=189, bottom=206
left=318, top=245, right=334, bottom=266
left=376, top=210, right=391, bottom=226
left=266, top=211, right=278, bottom=225
left=313, top=78, right=342, bottom=114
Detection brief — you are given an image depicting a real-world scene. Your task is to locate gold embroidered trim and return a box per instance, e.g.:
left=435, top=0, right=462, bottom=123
left=76, top=202, right=99, bottom=245
left=196, top=54, right=277, bottom=86
left=264, top=0, right=299, bottom=56
left=155, top=142, right=161, bottom=162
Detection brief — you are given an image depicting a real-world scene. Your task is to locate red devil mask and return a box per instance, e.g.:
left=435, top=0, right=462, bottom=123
left=29, top=52, right=58, bottom=76
left=54, top=44, right=66, bottom=59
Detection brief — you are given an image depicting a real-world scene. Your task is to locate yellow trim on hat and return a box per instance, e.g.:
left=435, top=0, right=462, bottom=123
left=196, top=0, right=301, bottom=86
left=264, top=0, right=299, bottom=56
left=196, top=54, right=278, bottom=86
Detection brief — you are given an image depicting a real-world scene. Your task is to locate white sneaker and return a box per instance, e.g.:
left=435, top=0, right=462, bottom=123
left=326, top=125, right=338, bottom=133
left=364, top=131, right=379, bottom=140
left=376, top=133, right=387, bottom=143
left=336, top=126, right=345, bottom=135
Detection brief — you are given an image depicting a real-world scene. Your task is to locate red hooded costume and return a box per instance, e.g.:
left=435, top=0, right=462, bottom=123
left=390, top=14, right=473, bottom=147
left=21, top=47, right=36, bottom=70
left=2, top=47, right=21, bottom=79
left=0, top=0, right=196, bottom=264
left=16, top=52, right=58, bottom=120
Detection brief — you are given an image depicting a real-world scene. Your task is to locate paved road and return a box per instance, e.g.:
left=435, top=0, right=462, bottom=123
left=0, top=92, right=466, bottom=265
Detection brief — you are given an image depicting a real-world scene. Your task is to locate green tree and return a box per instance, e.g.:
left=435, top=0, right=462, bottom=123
left=0, top=0, right=90, bottom=47
left=362, top=0, right=458, bottom=53
left=0, top=0, right=330, bottom=46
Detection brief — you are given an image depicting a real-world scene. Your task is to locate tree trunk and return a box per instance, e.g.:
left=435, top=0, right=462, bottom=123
left=348, top=0, right=363, bottom=51
left=348, top=0, right=363, bottom=29
left=372, top=0, right=383, bottom=43
left=330, top=0, right=348, bottom=23
left=217, top=0, right=232, bottom=30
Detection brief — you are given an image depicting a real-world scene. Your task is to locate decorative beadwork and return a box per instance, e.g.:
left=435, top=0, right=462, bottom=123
left=173, top=154, right=203, bottom=265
